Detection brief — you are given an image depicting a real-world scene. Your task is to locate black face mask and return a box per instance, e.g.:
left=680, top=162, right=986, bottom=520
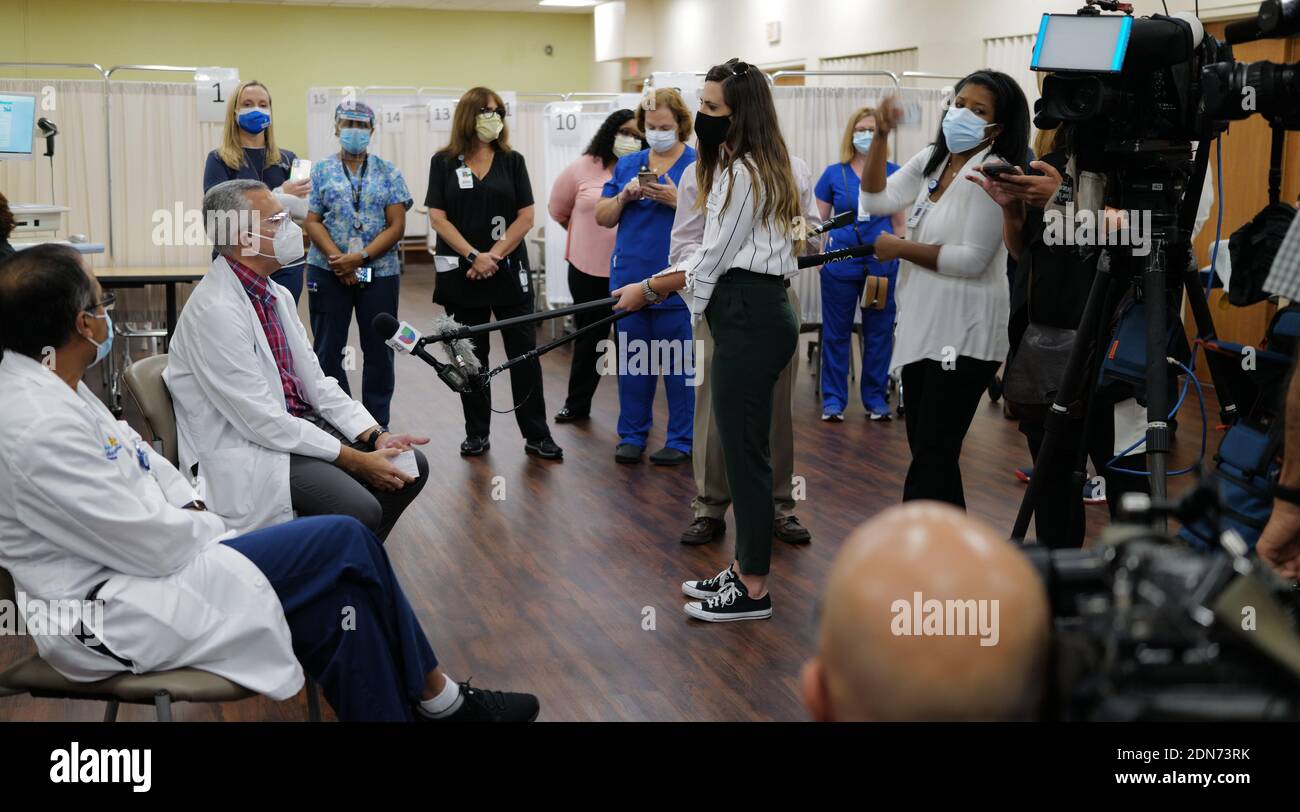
left=694, top=110, right=732, bottom=148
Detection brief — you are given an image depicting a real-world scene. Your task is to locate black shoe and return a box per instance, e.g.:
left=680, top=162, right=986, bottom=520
left=419, top=679, right=539, bottom=723
left=649, top=447, right=690, bottom=466
left=988, top=374, right=1003, bottom=403
left=553, top=406, right=588, bottom=424
left=460, top=436, right=490, bottom=457
left=680, top=516, right=725, bottom=545
left=681, top=563, right=735, bottom=599
left=525, top=437, right=563, bottom=460
left=615, top=443, right=644, bottom=464
left=774, top=515, right=812, bottom=545
left=684, top=577, right=772, bottom=622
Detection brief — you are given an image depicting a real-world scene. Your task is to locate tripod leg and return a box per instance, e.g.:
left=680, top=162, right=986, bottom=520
left=1011, top=263, right=1124, bottom=542
left=1143, top=255, right=1171, bottom=516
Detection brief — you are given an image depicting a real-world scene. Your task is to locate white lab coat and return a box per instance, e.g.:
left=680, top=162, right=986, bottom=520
left=165, top=255, right=375, bottom=535
left=0, top=353, right=302, bottom=698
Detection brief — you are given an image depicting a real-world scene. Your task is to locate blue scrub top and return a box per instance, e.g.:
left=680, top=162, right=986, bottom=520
left=814, top=160, right=900, bottom=280
left=602, top=146, right=696, bottom=308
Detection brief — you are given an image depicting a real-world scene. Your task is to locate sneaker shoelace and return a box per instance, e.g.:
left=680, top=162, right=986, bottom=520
left=461, top=678, right=509, bottom=713
left=700, top=566, right=733, bottom=590
left=705, top=581, right=742, bottom=609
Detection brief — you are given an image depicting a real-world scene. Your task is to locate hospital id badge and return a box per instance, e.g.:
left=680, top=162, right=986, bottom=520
left=456, top=166, right=474, bottom=189
left=906, top=198, right=933, bottom=230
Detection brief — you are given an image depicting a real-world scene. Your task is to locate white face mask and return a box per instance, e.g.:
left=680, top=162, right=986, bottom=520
left=613, top=134, right=641, bottom=157
left=243, top=219, right=305, bottom=267
left=645, top=129, right=678, bottom=154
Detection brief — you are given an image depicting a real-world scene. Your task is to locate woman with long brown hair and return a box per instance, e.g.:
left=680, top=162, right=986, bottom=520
left=426, top=87, right=561, bottom=461
left=613, top=59, right=803, bottom=622
left=203, top=80, right=310, bottom=300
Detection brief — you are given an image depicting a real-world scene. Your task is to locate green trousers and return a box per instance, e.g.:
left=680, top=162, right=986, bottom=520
left=705, top=271, right=799, bottom=576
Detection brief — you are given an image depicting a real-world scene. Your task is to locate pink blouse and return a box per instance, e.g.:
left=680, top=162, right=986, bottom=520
left=548, top=155, right=616, bottom=278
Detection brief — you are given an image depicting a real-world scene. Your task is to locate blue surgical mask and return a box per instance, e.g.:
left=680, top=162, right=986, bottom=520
left=339, top=128, right=371, bottom=155
left=852, top=131, right=874, bottom=154
left=85, top=311, right=114, bottom=367
left=942, top=106, right=994, bottom=154
left=237, top=108, right=271, bottom=135
left=645, top=129, right=678, bottom=154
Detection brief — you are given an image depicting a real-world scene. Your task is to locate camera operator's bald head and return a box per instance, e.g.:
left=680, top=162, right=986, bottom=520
left=802, top=502, right=1050, bottom=721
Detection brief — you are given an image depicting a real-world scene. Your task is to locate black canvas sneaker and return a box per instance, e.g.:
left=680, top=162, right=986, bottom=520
left=684, top=578, right=772, bottom=622
left=418, top=679, right=540, bottom=723
left=682, top=564, right=736, bottom=599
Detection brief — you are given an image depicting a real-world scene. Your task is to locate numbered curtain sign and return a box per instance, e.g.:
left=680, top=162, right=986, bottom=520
left=381, top=105, right=405, bottom=133
left=427, top=98, right=455, bottom=133
left=308, top=88, right=336, bottom=115
left=547, top=102, right=582, bottom=147
left=195, top=67, right=239, bottom=123
left=498, top=91, right=518, bottom=119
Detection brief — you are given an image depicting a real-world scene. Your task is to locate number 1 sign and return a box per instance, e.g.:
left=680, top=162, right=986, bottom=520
left=195, top=68, right=240, bottom=123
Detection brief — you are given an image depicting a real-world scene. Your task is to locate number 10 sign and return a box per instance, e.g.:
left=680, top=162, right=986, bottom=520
left=547, top=102, right=582, bottom=148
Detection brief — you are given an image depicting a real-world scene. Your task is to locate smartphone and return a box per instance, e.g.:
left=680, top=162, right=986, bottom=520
left=355, top=267, right=373, bottom=284
left=982, top=161, right=1020, bottom=180
left=290, top=159, right=312, bottom=182
left=638, top=170, right=658, bottom=187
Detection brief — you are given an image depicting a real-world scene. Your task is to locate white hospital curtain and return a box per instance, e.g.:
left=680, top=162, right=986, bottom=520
left=540, top=104, right=611, bottom=307
left=0, top=79, right=110, bottom=268
left=363, top=91, right=440, bottom=240
left=984, top=34, right=1040, bottom=141
left=813, top=49, right=918, bottom=87
left=510, top=100, right=551, bottom=280
left=772, top=85, right=947, bottom=324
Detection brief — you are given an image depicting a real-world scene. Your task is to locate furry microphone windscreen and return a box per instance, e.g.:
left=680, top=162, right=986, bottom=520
left=430, top=314, right=481, bottom=374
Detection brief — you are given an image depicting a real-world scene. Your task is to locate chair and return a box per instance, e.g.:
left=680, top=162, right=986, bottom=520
left=0, top=356, right=325, bottom=721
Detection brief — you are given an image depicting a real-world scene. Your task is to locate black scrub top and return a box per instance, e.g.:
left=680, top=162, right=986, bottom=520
left=425, top=149, right=534, bottom=308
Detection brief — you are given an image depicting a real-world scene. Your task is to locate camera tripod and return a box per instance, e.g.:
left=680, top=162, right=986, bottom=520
left=1011, top=139, right=1239, bottom=540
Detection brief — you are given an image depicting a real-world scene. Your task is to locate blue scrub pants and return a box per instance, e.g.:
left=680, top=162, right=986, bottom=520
left=819, top=259, right=897, bottom=415
left=615, top=305, right=695, bottom=452
left=271, top=263, right=305, bottom=304
left=308, top=267, right=400, bottom=426
left=223, top=515, right=438, bottom=722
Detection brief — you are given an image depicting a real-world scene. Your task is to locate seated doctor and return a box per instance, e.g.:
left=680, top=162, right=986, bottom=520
left=0, top=245, right=539, bottom=721
left=166, top=179, right=428, bottom=540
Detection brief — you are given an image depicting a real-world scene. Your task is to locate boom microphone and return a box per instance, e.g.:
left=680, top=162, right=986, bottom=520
left=796, top=243, right=874, bottom=269
left=808, top=210, right=855, bottom=237
left=372, top=312, right=477, bottom=394
left=430, top=314, right=482, bottom=380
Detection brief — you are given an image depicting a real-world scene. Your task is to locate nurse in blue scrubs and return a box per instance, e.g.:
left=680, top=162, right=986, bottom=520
left=594, top=88, right=697, bottom=465
left=813, top=107, right=906, bottom=422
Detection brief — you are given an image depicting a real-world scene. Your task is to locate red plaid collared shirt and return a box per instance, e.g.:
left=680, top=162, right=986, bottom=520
left=226, top=257, right=314, bottom=417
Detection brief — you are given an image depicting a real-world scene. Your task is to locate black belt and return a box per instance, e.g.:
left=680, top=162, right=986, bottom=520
left=719, top=269, right=790, bottom=288
left=75, top=580, right=134, bottom=670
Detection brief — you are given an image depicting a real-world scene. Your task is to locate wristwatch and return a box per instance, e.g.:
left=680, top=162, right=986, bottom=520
left=466, top=250, right=479, bottom=265
left=1275, top=484, right=1300, bottom=506
left=641, top=278, right=662, bottom=304
left=364, top=427, right=388, bottom=448
left=360, top=249, right=371, bottom=263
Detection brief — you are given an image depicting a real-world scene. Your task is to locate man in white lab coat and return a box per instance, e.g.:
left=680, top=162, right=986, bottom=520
left=0, top=245, right=538, bottom=721
left=166, top=179, right=427, bottom=539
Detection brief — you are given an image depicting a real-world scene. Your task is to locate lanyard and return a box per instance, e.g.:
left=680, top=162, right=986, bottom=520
left=340, top=155, right=369, bottom=227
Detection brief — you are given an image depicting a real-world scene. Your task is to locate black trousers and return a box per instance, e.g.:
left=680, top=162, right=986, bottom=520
left=443, top=298, right=551, bottom=442
left=563, top=263, right=613, bottom=415
left=900, top=356, right=1002, bottom=507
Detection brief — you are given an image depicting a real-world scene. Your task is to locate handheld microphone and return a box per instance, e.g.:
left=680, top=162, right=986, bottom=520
left=373, top=312, right=475, bottom=394
left=797, top=243, right=875, bottom=269
left=808, top=210, right=855, bottom=238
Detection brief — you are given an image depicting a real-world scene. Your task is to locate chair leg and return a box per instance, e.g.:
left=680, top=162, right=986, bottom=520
left=154, top=691, right=172, bottom=722
left=104, top=699, right=120, bottom=723
left=306, top=677, right=322, bottom=723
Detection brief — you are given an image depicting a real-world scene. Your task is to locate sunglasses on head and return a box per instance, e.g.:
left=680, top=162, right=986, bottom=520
left=726, top=61, right=753, bottom=78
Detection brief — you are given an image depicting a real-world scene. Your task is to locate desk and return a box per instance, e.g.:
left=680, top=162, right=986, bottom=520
left=95, top=266, right=207, bottom=343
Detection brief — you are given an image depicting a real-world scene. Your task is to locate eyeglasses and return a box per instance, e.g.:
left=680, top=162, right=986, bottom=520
left=86, top=292, right=116, bottom=313
left=478, top=107, right=504, bottom=119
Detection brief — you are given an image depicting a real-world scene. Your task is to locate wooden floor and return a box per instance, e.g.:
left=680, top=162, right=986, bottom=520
left=0, top=265, right=1223, bottom=722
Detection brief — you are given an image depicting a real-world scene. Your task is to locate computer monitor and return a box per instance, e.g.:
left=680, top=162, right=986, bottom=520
left=1030, top=13, right=1133, bottom=73
left=0, top=92, right=38, bottom=161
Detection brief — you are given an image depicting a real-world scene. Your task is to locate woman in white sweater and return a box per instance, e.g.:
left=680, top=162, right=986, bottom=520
left=859, top=70, right=1030, bottom=507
